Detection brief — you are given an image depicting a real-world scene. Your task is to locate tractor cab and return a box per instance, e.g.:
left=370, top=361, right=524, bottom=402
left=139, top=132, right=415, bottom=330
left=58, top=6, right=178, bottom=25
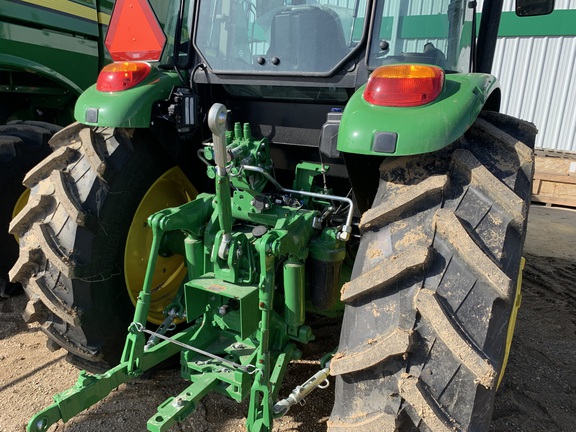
left=161, top=0, right=478, bottom=77
left=190, top=0, right=474, bottom=75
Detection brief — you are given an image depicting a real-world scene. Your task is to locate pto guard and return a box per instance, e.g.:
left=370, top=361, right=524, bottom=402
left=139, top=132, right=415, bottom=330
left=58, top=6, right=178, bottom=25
left=74, top=68, right=181, bottom=128
left=337, top=73, right=499, bottom=156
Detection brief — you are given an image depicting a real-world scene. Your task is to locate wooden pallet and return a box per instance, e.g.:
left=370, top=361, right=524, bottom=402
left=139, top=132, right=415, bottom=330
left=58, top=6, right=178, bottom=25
left=532, top=150, right=576, bottom=208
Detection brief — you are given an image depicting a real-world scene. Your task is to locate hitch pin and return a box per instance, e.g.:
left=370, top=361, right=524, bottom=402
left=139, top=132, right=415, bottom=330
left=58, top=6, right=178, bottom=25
left=272, top=366, right=330, bottom=417
left=144, top=309, right=178, bottom=351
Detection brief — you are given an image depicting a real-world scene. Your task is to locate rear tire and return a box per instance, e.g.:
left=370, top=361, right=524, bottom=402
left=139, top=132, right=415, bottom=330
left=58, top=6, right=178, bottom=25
left=0, top=121, right=58, bottom=297
left=329, top=112, right=536, bottom=431
left=9, top=123, right=177, bottom=371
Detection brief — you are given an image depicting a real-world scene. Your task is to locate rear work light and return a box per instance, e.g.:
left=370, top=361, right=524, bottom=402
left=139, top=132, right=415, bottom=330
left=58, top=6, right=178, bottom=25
left=364, top=64, right=444, bottom=107
left=96, top=62, right=151, bottom=92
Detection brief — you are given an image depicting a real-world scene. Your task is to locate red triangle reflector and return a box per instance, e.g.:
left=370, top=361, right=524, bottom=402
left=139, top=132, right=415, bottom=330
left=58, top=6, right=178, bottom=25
left=105, top=0, right=166, bottom=62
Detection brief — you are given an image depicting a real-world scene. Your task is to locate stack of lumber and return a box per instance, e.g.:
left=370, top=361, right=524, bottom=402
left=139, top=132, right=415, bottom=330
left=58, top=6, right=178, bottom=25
left=532, top=150, right=576, bottom=208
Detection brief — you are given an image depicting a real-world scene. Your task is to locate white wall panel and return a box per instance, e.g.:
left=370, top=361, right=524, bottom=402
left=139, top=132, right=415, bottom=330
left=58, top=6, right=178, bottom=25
left=477, top=1, right=576, bottom=151
left=492, top=35, right=576, bottom=151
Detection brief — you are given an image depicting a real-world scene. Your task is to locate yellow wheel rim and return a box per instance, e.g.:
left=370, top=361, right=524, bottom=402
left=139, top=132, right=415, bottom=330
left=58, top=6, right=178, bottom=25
left=498, top=257, right=525, bottom=388
left=124, top=167, right=197, bottom=325
left=11, top=188, right=30, bottom=243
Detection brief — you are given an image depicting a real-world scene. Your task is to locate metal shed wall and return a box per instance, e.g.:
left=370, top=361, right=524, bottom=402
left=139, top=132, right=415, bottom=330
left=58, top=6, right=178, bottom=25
left=479, top=0, right=576, bottom=151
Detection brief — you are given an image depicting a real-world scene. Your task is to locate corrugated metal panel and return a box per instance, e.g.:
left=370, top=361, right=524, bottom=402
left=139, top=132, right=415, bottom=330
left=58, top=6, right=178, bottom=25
left=477, top=1, right=576, bottom=151
left=492, top=36, right=576, bottom=151
left=383, top=0, right=448, bottom=15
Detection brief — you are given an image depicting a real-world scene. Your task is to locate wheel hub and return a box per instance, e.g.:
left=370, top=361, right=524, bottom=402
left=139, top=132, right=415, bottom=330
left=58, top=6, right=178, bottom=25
left=124, top=166, right=197, bottom=324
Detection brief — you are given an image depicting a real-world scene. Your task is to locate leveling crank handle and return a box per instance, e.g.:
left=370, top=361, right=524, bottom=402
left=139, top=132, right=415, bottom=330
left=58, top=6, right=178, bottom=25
left=208, top=103, right=228, bottom=175
left=208, top=103, right=233, bottom=258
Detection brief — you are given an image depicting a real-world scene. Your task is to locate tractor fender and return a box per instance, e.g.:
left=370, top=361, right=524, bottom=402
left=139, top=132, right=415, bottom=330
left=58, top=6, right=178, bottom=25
left=337, top=73, right=500, bottom=156
left=0, top=53, right=84, bottom=96
left=74, top=69, right=181, bottom=128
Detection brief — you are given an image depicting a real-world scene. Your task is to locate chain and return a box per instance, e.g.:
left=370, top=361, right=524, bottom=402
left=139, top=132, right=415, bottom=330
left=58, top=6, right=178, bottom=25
left=132, top=322, right=257, bottom=374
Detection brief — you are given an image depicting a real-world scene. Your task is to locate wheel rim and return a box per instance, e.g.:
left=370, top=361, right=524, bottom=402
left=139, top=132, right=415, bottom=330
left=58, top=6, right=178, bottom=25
left=498, top=257, right=525, bottom=388
left=11, top=188, right=30, bottom=243
left=124, top=166, right=198, bottom=324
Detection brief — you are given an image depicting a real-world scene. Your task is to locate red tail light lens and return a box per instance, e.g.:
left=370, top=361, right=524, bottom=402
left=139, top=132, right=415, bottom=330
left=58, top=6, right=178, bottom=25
left=364, top=65, right=444, bottom=107
left=96, top=62, right=151, bottom=92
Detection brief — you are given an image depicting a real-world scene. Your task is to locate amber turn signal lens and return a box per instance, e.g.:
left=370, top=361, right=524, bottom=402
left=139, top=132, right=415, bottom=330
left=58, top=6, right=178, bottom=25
left=96, top=62, right=151, bottom=92
left=363, top=64, right=444, bottom=107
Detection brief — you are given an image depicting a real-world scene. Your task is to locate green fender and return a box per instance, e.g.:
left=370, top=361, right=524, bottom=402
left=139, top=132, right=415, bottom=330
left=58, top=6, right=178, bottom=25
left=0, top=53, right=84, bottom=96
left=74, top=68, right=181, bottom=128
left=337, top=73, right=499, bottom=156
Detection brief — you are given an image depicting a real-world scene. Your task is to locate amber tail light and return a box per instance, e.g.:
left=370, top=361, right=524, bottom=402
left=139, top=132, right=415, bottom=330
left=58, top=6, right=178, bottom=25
left=363, top=64, right=445, bottom=107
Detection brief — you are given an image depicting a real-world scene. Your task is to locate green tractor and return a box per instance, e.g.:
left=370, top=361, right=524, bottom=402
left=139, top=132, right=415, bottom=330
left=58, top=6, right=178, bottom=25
left=12, top=0, right=552, bottom=430
left=0, top=0, right=114, bottom=296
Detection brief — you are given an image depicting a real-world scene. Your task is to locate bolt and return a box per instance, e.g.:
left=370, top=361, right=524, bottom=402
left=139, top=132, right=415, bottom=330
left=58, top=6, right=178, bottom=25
left=233, top=343, right=245, bottom=350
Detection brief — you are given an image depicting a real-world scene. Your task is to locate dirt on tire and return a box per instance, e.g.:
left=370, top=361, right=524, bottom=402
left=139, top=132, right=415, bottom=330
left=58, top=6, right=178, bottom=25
left=331, top=113, right=536, bottom=430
